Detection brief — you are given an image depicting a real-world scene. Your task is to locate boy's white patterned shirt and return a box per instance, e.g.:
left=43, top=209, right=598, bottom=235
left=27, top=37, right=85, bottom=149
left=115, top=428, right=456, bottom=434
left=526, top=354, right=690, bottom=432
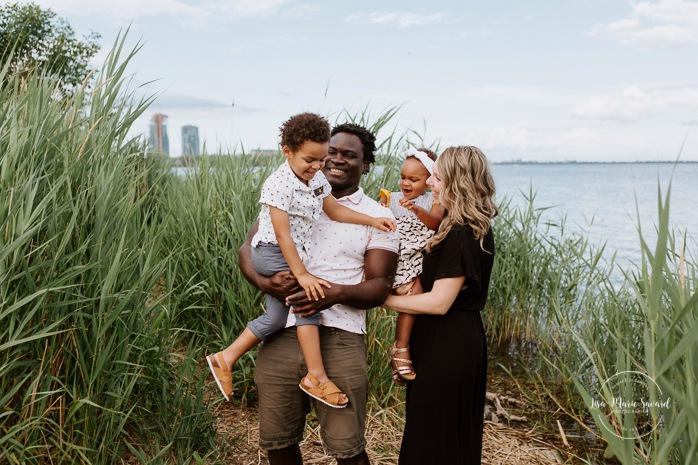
left=252, top=160, right=331, bottom=256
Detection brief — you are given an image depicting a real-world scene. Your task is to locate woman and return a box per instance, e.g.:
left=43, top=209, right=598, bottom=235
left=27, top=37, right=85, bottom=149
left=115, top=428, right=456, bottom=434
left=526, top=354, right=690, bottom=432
left=383, top=146, right=498, bottom=464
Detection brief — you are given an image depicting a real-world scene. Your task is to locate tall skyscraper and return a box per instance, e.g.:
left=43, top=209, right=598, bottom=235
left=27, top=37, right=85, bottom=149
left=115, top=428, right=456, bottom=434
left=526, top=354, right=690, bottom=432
left=148, top=113, right=169, bottom=156
left=181, top=125, right=200, bottom=157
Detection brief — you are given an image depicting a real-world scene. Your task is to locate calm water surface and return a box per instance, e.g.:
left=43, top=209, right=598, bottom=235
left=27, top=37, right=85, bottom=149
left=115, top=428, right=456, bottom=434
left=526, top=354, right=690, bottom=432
left=491, top=163, right=698, bottom=270
left=177, top=162, right=696, bottom=270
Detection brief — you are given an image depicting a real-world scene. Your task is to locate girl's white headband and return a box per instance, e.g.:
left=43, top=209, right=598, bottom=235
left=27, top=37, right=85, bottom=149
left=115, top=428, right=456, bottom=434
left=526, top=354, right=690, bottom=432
left=404, top=148, right=435, bottom=175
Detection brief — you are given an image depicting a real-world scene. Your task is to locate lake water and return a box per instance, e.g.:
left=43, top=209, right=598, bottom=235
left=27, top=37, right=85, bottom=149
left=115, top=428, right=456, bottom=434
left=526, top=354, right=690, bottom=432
left=491, top=163, right=698, bottom=271
left=176, top=162, right=696, bottom=271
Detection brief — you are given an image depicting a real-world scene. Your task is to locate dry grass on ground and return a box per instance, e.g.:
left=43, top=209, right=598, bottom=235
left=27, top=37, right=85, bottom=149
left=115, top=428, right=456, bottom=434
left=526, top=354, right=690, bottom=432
left=210, top=400, right=571, bottom=465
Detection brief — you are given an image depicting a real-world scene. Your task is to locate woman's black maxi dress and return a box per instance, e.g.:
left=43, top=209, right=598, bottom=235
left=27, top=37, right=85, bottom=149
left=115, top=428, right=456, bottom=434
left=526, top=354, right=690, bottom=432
left=399, top=224, right=495, bottom=465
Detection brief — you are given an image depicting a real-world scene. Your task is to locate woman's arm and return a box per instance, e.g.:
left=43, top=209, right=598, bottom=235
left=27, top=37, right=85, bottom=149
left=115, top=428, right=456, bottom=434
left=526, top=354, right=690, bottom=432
left=323, top=195, right=396, bottom=232
left=383, top=276, right=465, bottom=315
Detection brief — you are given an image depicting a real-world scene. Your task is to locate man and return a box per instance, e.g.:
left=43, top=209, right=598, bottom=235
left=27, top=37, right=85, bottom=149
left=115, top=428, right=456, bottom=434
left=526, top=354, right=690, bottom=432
left=238, top=123, right=399, bottom=465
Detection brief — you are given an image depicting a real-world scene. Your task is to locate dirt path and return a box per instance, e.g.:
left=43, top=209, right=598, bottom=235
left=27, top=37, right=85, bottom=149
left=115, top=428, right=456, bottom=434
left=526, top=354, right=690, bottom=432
left=211, top=401, right=572, bottom=464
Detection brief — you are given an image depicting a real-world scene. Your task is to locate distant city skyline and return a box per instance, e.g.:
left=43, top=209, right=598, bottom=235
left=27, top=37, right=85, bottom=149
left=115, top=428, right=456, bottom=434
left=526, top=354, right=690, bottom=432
left=181, top=125, right=200, bottom=157
left=36, top=0, right=698, bottom=162
left=148, top=113, right=169, bottom=156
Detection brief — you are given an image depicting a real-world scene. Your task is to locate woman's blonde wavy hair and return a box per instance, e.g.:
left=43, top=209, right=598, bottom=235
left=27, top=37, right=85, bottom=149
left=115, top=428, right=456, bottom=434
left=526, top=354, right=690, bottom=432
left=427, top=146, right=498, bottom=253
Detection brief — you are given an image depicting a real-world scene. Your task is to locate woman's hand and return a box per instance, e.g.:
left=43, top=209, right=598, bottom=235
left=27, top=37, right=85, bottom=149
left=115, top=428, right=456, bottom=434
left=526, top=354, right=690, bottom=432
left=296, top=272, right=331, bottom=301
left=382, top=276, right=466, bottom=315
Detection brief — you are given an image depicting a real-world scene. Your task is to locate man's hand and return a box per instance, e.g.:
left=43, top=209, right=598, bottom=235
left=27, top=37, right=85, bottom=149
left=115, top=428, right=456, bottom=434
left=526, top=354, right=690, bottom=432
left=286, top=284, right=342, bottom=318
left=239, top=220, right=302, bottom=301
left=260, top=270, right=301, bottom=302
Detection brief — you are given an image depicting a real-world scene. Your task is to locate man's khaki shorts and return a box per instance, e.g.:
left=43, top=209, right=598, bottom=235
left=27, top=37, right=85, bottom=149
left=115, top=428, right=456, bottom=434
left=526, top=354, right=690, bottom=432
left=254, top=326, right=368, bottom=459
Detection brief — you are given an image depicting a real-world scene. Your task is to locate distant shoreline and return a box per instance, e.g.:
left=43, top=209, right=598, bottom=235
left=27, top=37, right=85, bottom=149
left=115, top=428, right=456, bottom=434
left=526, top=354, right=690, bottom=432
left=166, top=155, right=698, bottom=167
left=494, top=160, right=698, bottom=165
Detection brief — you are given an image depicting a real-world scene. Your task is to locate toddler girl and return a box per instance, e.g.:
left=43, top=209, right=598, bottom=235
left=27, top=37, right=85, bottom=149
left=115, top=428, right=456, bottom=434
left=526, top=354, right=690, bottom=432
left=380, top=148, right=445, bottom=382
left=207, top=113, right=395, bottom=407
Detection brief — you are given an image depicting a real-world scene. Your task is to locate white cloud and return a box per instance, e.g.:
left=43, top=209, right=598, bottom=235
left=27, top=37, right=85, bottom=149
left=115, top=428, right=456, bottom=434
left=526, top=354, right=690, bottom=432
left=588, top=20, right=697, bottom=46
left=482, top=123, right=599, bottom=152
left=153, top=93, right=230, bottom=110
left=588, top=0, right=698, bottom=46
left=224, top=0, right=288, bottom=16
left=462, top=85, right=578, bottom=105
left=35, top=0, right=288, bottom=21
left=345, top=12, right=447, bottom=28
left=485, top=123, right=535, bottom=149
left=571, top=85, right=698, bottom=121
left=571, top=86, right=653, bottom=121
left=633, top=0, right=698, bottom=24
left=653, top=86, right=698, bottom=105
left=282, top=3, right=322, bottom=17
left=493, top=15, right=535, bottom=25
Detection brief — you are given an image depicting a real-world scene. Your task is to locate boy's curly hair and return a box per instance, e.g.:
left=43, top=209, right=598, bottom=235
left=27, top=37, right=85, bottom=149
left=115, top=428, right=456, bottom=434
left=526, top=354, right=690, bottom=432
left=279, top=113, right=331, bottom=151
left=331, top=123, right=377, bottom=165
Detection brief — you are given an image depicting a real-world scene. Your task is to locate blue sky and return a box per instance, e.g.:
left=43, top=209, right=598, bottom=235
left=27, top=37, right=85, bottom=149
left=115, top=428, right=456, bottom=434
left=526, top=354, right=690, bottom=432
left=33, top=0, right=698, bottom=161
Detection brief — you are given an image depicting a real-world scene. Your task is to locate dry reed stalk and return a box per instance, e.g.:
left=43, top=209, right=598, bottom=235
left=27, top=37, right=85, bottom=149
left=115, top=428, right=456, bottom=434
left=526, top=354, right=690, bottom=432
left=4, top=187, right=12, bottom=241
left=556, top=420, right=570, bottom=448
left=679, top=244, right=685, bottom=290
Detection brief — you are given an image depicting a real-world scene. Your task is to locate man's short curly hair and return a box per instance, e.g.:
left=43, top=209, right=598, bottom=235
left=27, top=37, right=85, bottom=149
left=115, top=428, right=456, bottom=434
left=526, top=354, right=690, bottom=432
left=279, top=113, right=331, bottom=152
left=331, top=123, right=377, bottom=165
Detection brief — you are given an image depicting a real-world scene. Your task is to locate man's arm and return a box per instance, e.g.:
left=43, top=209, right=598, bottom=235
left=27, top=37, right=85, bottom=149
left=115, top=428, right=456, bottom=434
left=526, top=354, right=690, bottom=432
left=238, top=220, right=301, bottom=301
left=285, top=248, right=398, bottom=317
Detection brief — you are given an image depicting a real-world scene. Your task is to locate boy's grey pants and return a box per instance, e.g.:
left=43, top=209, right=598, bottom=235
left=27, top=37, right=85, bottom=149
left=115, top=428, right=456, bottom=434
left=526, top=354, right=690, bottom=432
left=248, top=243, right=320, bottom=341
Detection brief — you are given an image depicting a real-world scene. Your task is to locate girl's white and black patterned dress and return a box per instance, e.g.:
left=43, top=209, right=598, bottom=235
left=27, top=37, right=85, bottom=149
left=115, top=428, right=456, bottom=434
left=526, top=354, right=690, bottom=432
left=388, top=192, right=435, bottom=288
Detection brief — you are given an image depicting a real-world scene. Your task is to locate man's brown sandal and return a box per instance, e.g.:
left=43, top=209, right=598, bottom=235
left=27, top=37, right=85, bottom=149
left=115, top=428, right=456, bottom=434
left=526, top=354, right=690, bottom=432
left=299, top=373, right=349, bottom=409
left=390, top=344, right=416, bottom=383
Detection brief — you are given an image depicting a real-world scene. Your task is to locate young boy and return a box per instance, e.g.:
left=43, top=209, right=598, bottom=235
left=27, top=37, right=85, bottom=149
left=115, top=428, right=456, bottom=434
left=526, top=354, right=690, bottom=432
left=207, top=113, right=395, bottom=408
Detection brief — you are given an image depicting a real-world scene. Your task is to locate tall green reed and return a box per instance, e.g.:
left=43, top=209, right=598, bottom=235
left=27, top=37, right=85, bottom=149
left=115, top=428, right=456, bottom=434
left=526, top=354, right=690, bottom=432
left=546, top=185, right=698, bottom=464
left=161, top=153, right=279, bottom=398
left=1, top=35, right=217, bottom=463
left=487, top=188, right=613, bottom=347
